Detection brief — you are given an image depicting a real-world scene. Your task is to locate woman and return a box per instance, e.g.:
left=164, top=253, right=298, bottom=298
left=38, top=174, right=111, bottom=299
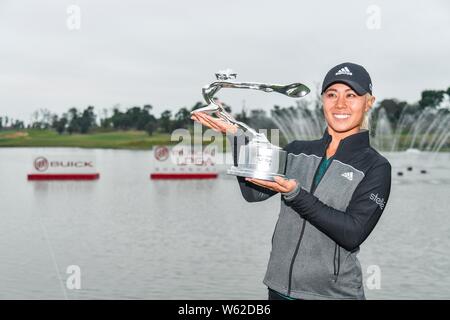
left=191, top=62, right=392, bottom=300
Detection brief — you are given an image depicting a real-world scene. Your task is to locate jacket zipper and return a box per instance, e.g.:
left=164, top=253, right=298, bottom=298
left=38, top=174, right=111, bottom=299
left=333, top=244, right=341, bottom=282
left=287, top=219, right=306, bottom=295
left=287, top=143, right=333, bottom=296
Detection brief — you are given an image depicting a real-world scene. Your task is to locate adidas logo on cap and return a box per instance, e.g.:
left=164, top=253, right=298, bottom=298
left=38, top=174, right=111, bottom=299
left=335, top=66, right=352, bottom=76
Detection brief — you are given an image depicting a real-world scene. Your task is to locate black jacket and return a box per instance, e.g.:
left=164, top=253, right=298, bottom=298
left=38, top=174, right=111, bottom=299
left=233, top=128, right=392, bottom=299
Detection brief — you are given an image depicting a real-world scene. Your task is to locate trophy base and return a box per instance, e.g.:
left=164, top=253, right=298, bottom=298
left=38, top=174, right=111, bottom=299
left=227, top=166, right=286, bottom=181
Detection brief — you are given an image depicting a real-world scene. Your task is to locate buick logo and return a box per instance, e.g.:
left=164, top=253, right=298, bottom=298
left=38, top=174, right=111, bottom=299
left=34, top=157, right=49, bottom=172
left=33, top=157, right=94, bottom=170
left=154, top=146, right=169, bottom=161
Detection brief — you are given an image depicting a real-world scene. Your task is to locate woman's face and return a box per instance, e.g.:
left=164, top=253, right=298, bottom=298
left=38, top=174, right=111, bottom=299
left=322, top=83, right=374, bottom=134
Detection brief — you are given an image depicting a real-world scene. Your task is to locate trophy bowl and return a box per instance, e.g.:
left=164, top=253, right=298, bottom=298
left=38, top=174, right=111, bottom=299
left=227, top=137, right=287, bottom=181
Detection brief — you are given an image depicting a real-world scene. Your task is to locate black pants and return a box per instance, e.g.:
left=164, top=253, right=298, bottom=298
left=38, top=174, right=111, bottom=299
left=268, top=288, right=302, bottom=300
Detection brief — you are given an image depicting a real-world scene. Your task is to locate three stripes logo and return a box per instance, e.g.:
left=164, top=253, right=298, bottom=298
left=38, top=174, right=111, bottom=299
left=335, top=66, right=352, bottom=76
left=341, top=172, right=353, bottom=181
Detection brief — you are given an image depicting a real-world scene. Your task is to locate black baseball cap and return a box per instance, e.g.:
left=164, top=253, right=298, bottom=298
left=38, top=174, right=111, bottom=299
left=321, top=62, right=372, bottom=96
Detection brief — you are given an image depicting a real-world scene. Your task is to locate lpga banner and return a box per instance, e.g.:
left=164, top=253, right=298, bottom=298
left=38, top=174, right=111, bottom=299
left=28, top=154, right=100, bottom=180
left=150, top=145, right=218, bottom=179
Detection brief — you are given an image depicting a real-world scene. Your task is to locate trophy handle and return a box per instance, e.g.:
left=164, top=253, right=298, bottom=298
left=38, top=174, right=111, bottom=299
left=195, top=84, right=264, bottom=140
left=192, top=71, right=310, bottom=143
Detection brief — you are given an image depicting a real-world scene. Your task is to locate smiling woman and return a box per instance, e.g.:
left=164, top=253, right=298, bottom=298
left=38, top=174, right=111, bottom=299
left=192, top=62, right=392, bottom=301
left=322, top=86, right=374, bottom=132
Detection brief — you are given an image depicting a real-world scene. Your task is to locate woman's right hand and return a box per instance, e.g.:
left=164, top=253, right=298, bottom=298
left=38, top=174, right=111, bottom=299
left=190, top=112, right=238, bottom=135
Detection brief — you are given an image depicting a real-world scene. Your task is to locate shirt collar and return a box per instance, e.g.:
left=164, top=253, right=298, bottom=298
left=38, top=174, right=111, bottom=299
left=321, top=127, right=370, bottom=158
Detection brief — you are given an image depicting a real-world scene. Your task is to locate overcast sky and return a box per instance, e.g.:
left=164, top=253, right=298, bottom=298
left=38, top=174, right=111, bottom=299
left=0, top=0, right=449, bottom=123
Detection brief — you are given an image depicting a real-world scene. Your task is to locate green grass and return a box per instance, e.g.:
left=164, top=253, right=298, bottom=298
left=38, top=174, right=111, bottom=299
left=0, top=129, right=448, bottom=152
left=0, top=129, right=174, bottom=150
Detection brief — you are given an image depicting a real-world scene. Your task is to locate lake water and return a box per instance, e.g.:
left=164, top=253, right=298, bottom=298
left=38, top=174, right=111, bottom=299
left=0, top=148, right=449, bottom=300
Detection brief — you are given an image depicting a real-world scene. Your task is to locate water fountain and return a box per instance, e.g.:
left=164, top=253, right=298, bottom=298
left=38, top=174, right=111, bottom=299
left=270, top=97, right=450, bottom=184
left=271, top=98, right=450, bottom=156
left=375, top=105, right=450, bottom=155
left=271, top=100, right=325, bottom=142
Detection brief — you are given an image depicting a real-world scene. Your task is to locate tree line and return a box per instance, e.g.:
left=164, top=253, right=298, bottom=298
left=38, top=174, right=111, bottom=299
left=370, top=87, right=450, bottom=126
left=1, top=87, right=448, bottom=135
left=0, top=116, right=25, bottom=130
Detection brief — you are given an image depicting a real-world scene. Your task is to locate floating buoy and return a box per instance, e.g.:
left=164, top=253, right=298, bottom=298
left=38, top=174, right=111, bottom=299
left=407, top=166, right=413, bottom=171
left=420, top=170, right=427, bottom=174
left=397, top=171, right=404, bottom=176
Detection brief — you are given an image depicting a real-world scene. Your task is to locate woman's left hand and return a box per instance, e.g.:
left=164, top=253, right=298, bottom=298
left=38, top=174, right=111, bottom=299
left=245, top=176, right=298, bottom=193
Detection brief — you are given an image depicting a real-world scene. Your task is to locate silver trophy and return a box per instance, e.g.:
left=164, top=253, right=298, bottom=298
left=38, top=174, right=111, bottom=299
left=192, top=69, right=310, bottom=181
